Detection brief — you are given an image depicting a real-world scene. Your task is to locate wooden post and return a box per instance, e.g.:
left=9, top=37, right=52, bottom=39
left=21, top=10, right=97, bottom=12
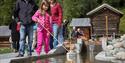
left=105, top=16, right=108, bottom=36
left=91, top=27, right=93, bottom=38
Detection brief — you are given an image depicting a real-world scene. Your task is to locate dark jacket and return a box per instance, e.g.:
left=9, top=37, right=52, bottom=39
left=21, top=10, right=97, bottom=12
left=14, top=0, right=38, bottom=25
left=9, top=20, right=20, bottom=41
left=9, top=19, right=18, bottom=33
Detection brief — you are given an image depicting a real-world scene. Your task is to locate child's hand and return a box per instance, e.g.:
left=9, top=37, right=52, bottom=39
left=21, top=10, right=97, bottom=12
left=16, top=22, right=21, bottom=31
left=36, top=18, right=40, bottom=23
left=17, top=22, right=21, bottom=25
left=47, top=33, right=49, bottom=36
left=37, top=18, right=44, bottom=25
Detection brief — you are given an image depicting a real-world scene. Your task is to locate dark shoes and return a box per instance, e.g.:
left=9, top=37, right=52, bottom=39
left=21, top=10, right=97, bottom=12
left=16, top=54, right=24, bottom=57
left=31, top=50, right=34, bottom=52
left=16, top=54, right=32, bottom=57
left=28, top=54, right=32, bottom=57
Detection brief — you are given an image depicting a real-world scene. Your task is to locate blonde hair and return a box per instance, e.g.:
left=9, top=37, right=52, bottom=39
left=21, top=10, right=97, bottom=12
left=39, top=0, right=50, bottom=15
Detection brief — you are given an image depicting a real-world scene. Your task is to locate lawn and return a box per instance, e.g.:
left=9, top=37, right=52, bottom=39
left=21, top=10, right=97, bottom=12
left=0, top=47, right=12, bottom=54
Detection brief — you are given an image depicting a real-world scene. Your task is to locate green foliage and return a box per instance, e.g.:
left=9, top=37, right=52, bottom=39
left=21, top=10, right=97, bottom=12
left=63, top=0, right=97, bottom=19
left=119, top=8, right=125, bottom=34
left=0, top=0, right=16, bottom=25
left=99, top=0, right=125, bottom=7
left=103, top=0, right=121, bottom=7
left=35, top=0, right=40, bottom=5
left=57, top=0, right=63, bottom=6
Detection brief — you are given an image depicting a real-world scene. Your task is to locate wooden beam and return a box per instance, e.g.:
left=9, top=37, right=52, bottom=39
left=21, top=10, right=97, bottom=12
left=105, top=16, right=108, bottom=36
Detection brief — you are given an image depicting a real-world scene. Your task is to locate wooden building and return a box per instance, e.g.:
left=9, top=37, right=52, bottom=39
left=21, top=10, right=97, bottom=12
left=70, top=18, right=91, bottom=40
left=0, top=26, right=11, bottom=47
left=87, top=3, right=123, bottom=36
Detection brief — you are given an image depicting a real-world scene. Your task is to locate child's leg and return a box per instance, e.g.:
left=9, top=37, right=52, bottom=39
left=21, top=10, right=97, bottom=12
left=36, top=31, right=43, bottom=55
left=44, top=30, right=50, bottom=54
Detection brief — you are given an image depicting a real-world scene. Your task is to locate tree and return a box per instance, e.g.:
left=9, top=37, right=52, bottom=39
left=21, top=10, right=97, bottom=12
left=63, top=0, right=97, bottom=19
left=97, top=0, right=103, bottom=4
left=100, top=0, right=125, bottom=7
left=0, top=0, right=16, bottom=25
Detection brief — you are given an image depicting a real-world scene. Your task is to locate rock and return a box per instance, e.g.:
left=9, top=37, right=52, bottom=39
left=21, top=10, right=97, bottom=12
left=115, top=52, right=125, bottom=60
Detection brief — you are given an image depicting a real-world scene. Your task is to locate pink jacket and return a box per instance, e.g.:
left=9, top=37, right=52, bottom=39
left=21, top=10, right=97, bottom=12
left=51, top=3, right=62, bottom=27
left=32, top=10, right=51, bottom=31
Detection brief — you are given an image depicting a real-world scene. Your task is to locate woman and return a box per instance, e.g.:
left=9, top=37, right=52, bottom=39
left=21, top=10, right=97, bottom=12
left=49, top=0, right=63, bottom=48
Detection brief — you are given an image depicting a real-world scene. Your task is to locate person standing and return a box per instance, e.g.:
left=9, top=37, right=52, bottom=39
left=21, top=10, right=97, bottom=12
left=71, top=27, right=77, bottom=39
left=32, top=0, right=51, bottom=55
left=49, top=0, right=63, bottom=48
left=32, top=23, right=37, bottom=51
left=9, top=16, right=20, bottom=52
left=14, top=0, right=38, bottom=57
left=76, top=28, right=83, bottom=38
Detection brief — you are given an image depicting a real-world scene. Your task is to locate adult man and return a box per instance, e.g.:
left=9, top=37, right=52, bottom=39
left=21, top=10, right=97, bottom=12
left=14, top=0, right=38, bottom=57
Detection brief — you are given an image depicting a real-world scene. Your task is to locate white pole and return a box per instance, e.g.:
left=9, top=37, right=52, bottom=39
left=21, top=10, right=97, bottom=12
left=38, top=22, right=69, bottom=52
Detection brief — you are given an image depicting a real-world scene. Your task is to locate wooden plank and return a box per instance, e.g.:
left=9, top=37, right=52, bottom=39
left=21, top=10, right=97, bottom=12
left=0, top=41, right=10, bottom=47
left=92, top=25, right=117, bottom=27
left=93, top=30, right=118, bottom=34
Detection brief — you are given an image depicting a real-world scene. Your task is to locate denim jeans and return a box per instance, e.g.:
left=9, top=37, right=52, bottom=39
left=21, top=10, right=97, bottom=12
left=19, top=24, right=33, bottom=55
left=32, top=24, right=37, bottom=50
left=52, top=24, right=64, bottom=48
left=58, top=25, right=64, bottom=44
left=52, top=24, right=59, bottom=48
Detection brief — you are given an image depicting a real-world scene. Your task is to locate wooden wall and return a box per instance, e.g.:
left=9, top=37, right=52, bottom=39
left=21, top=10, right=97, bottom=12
left=91, top=8, right=121, bottom=36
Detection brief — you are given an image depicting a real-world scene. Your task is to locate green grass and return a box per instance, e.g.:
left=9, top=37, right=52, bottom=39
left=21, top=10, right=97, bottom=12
left=0, top=47, right=12, bottom=54
left=119, top=8, right=125, bottom=34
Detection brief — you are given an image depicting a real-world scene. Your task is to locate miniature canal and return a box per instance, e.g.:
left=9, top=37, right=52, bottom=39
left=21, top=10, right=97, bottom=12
left=32, top=52, right=112, bottom=63
left=11, top=45, right=123, bottom=63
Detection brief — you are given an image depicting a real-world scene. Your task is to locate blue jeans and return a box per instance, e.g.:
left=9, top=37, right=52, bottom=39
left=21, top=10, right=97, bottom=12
left=52, top=24, right=59, bottom=48
left=52, top=24, right=64, bottom=48
left=58, top=25, right=64, bottom=44
left=19, top=24, right=33, bottom=55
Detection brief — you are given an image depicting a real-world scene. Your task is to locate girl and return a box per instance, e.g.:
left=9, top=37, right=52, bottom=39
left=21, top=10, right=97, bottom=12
left=49, top=0, right=63, bottom=48
left=32, top=0, right=51, bottom=55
